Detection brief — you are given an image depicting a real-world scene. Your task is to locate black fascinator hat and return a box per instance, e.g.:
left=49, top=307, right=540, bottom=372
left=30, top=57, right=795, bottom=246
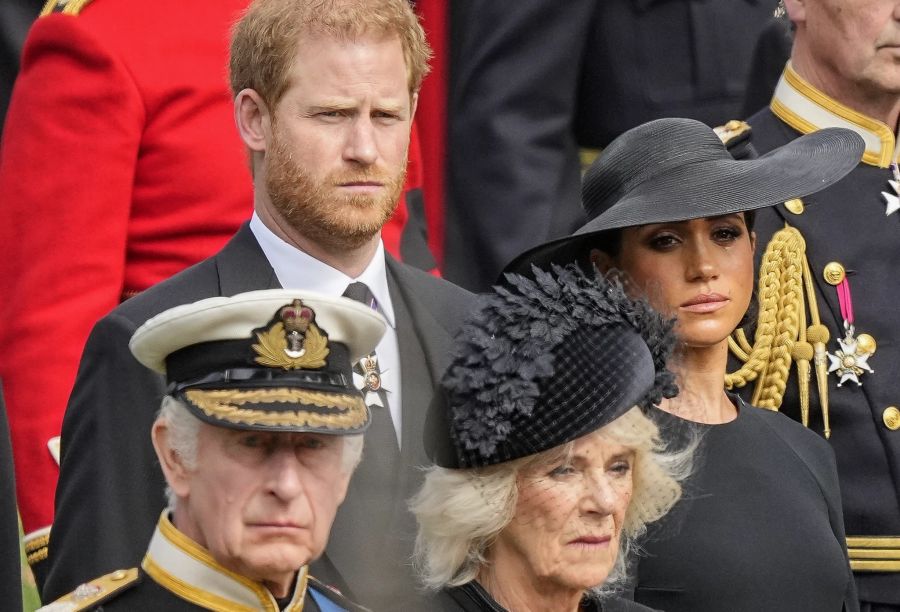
left=424, top=264, right=678, bottom=469
left=504, top=118, right=864, bottom=276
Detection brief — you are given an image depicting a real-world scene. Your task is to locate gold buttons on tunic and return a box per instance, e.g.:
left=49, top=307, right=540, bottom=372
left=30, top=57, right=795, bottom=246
left=784, top=198, right=805, bottom=214
left=884, top=407, right=900, bottom=431
left=823, top=262, right=846, bottom=285
left=856, top=334, right=877, bottom=355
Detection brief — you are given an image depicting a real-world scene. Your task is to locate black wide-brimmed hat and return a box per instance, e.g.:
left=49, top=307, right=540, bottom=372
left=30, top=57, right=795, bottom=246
left=130, top=289, right=386, bottom=435
left=504, top=118, right=864, bottom=275
left=424, top=264, right=678, bottom=469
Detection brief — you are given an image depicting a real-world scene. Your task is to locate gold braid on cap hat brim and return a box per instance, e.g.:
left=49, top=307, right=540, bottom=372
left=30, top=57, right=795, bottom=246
left=726, top=225, right=832, bottom=437
left=184, top=388, right=367, bottom=429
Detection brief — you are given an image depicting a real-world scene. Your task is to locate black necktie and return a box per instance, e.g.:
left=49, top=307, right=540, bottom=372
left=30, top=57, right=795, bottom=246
left=342, top=282, right=400, bottom=454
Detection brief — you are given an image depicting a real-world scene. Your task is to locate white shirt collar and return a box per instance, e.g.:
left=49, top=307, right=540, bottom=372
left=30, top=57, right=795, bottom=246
left=250, top=213, right=396, bottom=328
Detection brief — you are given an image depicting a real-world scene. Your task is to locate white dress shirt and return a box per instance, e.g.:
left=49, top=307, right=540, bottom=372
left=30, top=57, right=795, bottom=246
left=250, top=213, right=403, bottom=447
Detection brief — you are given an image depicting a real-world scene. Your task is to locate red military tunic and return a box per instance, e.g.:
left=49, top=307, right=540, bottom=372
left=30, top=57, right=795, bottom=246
left=0, top=0, right=430, bottom=535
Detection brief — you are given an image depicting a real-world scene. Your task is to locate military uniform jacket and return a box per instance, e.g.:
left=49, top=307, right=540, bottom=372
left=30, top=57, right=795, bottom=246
left=40, top=514, right=367, bottom=611
left=744, top=63, right=900, bottom=605
left=0, top=0, right=435, bottom=540
left=43, top=224, right=475, bottom=608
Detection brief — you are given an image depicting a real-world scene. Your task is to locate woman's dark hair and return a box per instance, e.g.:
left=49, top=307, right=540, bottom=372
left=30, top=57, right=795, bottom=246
left=596, top=229, right=623, bottom=258
left=745, top=209, right=757, bottom=233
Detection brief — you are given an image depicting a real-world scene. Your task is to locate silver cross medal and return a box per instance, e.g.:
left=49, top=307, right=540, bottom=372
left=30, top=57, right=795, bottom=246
left=827, top=322, right=874, bottom=386
left=881, top=163, right=900, bottom=216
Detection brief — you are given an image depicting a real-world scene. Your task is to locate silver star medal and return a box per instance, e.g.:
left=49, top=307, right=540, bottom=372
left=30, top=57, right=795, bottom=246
left=353, top=354, right=388, bottom=408
left=827, top=324, right=874, bottom=386
left=882, top=163, right=900, bottom=216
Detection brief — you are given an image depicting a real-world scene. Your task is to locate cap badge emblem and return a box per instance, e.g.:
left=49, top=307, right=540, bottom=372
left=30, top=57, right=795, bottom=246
left=253, top=300, right=329, bottom=370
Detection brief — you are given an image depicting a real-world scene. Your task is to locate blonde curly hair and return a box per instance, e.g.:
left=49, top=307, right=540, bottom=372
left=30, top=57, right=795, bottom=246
left=411, top=406, right=691, bottom=593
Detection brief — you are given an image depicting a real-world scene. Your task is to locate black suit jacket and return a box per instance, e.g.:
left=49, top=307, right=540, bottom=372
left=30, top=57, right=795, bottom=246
left=44, top=224, right=475, bottom=609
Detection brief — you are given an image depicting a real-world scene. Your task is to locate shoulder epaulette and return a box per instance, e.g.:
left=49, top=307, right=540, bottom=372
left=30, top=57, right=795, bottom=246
left=714, top=119, right=756, bottom=160
left=37, top=568, right=140, bottom=611
left=714, top=119, right=751, bottom=146
left=40, top=0, right=94, bottom=17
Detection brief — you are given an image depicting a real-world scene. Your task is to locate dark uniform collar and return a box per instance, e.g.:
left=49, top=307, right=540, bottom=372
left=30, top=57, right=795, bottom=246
left=771, top=62, right=900, bottom=168
left=141, top=512, right=309, bottom=611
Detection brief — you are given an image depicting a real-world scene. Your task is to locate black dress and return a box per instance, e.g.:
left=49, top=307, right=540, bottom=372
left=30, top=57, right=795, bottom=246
left=427, top=580, right=657, bottom=612
left=632, top=398, right=856, bottom=611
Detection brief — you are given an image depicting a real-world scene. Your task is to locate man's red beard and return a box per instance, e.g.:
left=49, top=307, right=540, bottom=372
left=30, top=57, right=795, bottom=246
left=265, top=134, right=406, bottom=252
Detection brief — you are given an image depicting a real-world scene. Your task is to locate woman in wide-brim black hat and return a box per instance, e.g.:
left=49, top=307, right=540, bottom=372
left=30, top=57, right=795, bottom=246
left=505, top=118, right=862, bottom=611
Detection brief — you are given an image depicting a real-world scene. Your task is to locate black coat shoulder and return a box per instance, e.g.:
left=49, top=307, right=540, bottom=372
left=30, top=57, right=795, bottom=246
left=741, top=401, right=837, bottom=472
left=113, top=224, right=276, bottom=326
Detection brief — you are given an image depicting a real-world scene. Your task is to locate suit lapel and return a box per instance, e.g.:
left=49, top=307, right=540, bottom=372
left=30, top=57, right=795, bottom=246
left=390, top=277, right=433, bottom=470
left=385, top=257, right=455, bottom=469
left=214, top=223, right=281, bottom=295
left=385, top=257, right=455, bottom=381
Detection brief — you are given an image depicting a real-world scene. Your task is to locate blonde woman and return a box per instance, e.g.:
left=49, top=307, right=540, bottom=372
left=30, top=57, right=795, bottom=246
left=413, top=266, right=691, bottom=611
